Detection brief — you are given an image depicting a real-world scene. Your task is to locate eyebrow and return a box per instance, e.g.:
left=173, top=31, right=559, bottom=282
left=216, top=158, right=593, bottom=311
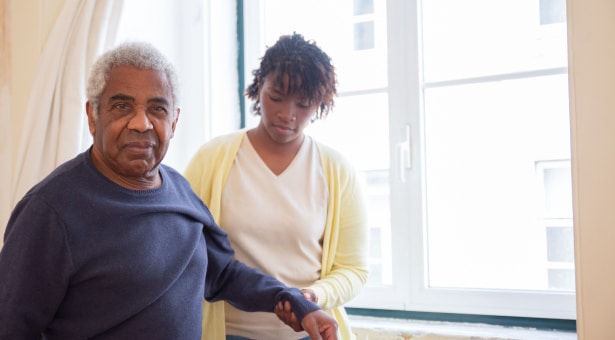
left=109, top=94, right=134, bottom=102
left=148, top=97, right=171, bottom=107
left=270, top=86, right=290, bottom=97
left=108, top=94, right=170, bottom=106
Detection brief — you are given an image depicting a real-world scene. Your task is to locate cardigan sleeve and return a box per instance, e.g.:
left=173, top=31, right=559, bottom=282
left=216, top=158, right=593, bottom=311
left=306, top=144, right=370, bottom=310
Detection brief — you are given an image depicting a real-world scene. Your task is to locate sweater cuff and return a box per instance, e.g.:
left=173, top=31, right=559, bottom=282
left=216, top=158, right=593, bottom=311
left=276, top=288, right=321, bottom=323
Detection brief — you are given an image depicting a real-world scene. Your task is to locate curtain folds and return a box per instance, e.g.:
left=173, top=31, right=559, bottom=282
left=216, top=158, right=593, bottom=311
left=9, top=0, right=124, bottom=212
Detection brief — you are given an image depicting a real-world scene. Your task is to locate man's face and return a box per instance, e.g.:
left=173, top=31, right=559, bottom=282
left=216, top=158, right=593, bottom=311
left=86, top=65, right=179, bottom=187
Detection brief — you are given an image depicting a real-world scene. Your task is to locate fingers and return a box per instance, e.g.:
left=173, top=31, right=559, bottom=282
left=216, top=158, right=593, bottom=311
left=289, top=306, right=300, bottom=331
left=301, top=289, right=318, bottom=303
left=302, top=315, right=323, bottom=340
left=275, top=300, right=303, bottom=332
left=301, top=310, right=338, bottom=340
left=274, top=301, right=289, bottom=323
left=274, top=301, right=283, bottom=317
left=320, top=321, right=339, bottom=340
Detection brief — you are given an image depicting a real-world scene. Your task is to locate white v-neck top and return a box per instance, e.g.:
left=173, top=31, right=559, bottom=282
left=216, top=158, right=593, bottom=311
left=221, top=135, right=328, bottom=339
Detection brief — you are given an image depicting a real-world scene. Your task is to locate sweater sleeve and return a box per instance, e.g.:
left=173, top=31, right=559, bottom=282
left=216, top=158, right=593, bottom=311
left=201, top=216, right=321, bottom=322
left=307, top=145, right=370, bottom=310
left=0, top=196, right=72, bottom=338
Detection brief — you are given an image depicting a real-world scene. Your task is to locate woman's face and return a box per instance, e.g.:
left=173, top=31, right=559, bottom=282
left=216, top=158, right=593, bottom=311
left=256, top=74, right=317, bottom=145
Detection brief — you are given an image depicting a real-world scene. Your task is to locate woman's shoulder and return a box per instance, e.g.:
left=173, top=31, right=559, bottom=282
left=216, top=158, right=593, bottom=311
left=312, top=138, right=356, bottom=171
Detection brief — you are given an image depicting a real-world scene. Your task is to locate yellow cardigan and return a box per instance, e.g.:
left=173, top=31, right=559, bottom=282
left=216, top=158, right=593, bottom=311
left=183, top=130, right=369, bottom=340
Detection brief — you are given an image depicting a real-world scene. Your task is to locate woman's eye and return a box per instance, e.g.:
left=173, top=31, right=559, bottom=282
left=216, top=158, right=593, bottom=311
left=268, top=95, right=282, bottom=102
left=296, top=99, right=312, bottom=108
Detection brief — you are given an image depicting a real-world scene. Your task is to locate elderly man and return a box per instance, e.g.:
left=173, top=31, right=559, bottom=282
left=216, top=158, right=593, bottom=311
left=0, top=41, right=338, bottom=340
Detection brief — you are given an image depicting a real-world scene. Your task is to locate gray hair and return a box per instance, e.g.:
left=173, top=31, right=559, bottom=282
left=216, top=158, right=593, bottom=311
left=86, top=41, right=180, bottom=118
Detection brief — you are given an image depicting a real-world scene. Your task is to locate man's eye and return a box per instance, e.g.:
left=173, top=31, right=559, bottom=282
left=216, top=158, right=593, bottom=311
left=114, top=103, right=130, bottom=110
left=150, top=106, right=168, bottom=114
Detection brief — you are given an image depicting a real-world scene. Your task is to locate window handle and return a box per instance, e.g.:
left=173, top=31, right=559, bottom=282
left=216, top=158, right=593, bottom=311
left=398, top=124, right=412, bottom=182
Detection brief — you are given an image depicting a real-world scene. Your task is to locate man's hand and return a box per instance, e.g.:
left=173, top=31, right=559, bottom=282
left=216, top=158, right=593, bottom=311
left=274, top=301, right=338, bottom=339
left=275, top=300, right=300, bottom=331
left=274, top=289, right=317, bottom=331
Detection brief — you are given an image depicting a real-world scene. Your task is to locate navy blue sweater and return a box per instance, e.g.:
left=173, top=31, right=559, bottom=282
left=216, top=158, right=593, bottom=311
left=0, top=150, right=317, bottom=339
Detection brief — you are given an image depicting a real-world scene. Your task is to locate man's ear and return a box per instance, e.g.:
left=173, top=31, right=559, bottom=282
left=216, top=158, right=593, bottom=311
left=170, top=107, right=181, bottom=138
left=85, top=101, right=96, bottom=135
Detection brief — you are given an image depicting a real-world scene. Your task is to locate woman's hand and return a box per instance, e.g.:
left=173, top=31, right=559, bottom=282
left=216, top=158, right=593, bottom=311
left=301, top=289, right=318, bottom=303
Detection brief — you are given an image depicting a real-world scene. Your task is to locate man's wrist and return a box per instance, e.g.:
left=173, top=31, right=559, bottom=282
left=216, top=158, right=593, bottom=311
left=276, top=288, right=320, bottom=322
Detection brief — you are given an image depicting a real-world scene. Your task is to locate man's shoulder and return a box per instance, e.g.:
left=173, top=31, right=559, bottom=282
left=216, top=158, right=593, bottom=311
left=29, top=152, right=89, bottom=194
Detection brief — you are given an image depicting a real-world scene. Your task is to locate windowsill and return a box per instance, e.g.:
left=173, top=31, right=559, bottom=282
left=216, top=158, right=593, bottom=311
left=349, top=315, right=577, bottom=340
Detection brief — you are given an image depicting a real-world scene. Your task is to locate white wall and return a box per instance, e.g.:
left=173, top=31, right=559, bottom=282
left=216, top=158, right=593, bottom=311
left=567, top=0, right=615, bottom=338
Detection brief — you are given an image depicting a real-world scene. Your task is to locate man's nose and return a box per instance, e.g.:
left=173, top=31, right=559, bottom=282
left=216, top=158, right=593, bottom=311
left=127, top=106, right=153, bottom=132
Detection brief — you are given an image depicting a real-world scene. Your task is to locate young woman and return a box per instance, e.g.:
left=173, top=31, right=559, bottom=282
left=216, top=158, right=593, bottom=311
left=184, top=33, right=369, bottom=340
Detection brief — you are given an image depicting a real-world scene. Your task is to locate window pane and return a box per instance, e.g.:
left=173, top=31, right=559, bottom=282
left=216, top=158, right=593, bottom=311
left=421, top=0, right=573, bottom=296
left=353, top=0, right=374, bottom=15
left=258, top=0, right=388, bottom=92
left=307, top=93, right=392, bottom=285
left=423, top=75, right=573, bottom=291
left=354, top=21, right=375, bottom=50
left=421, top=0, right=569, bottom=83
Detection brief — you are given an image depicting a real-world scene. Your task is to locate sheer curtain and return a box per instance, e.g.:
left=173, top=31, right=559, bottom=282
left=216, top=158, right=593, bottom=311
left=3, top=0, right=124, bottom=244
left=0, top=2, right=10, bottom=248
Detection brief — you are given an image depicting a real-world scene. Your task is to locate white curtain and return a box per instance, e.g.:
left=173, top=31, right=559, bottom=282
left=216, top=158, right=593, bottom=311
left=4, top=0, right=124, bottom=242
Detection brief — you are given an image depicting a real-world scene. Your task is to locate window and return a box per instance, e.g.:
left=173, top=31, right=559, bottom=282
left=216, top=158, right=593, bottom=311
left=242, top=0, right=575, bottom=319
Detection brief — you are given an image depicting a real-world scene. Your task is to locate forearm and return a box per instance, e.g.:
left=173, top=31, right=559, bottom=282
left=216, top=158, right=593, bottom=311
left=203, top=222, right=321, bottom=322
left=307, top=266, right=369, bottom=310
left=310, top=168, right=369, bottom=310
left=206, top=258, right=320, bottom=321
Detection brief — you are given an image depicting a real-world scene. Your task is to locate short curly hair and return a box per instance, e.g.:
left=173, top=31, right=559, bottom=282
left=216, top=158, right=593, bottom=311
left=245, top=32, right=337, bottom=120
left=86, top=41, right=180, bottom=119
